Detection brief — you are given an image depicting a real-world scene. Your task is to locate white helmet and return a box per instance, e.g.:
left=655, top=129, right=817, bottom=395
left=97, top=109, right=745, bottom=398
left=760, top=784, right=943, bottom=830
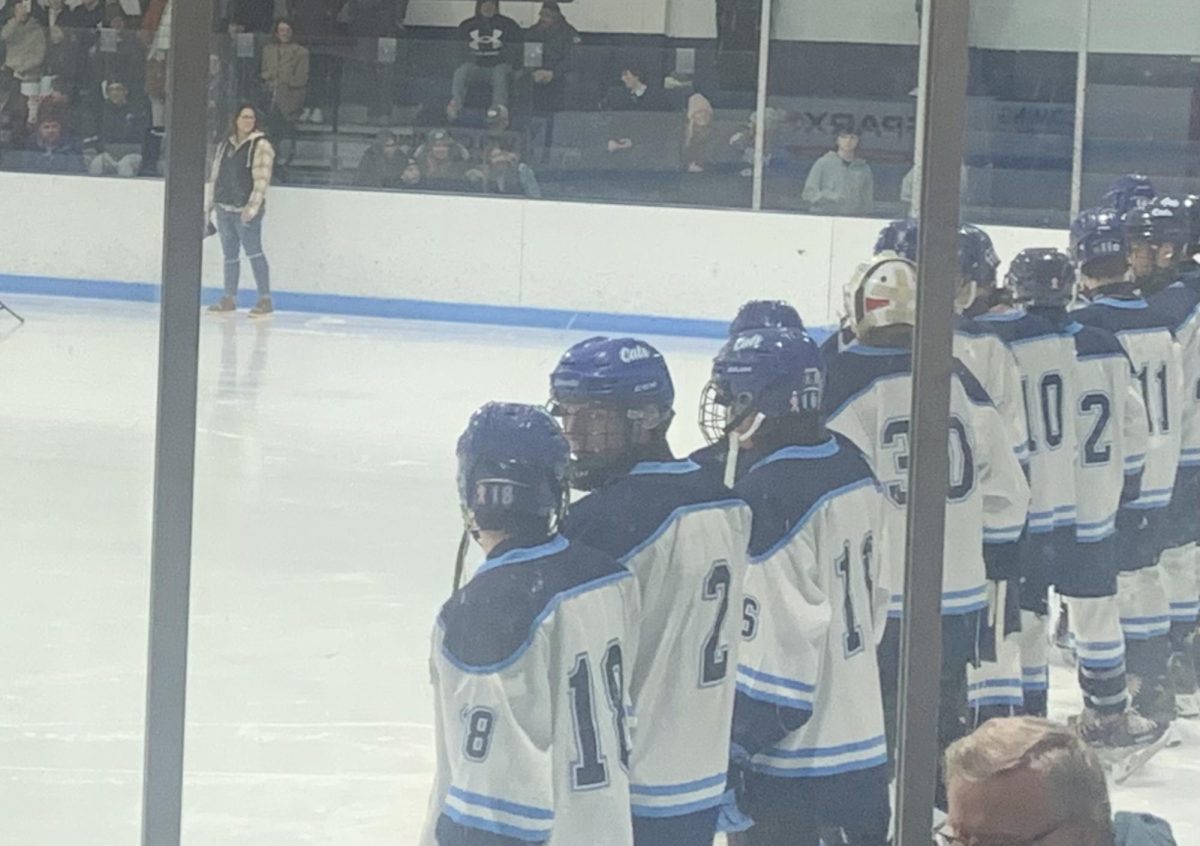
left=851, top=253, right=919, bottom=338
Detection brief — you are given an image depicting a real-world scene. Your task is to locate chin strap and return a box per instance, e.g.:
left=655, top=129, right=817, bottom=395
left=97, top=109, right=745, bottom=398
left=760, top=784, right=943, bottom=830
left=723, top=412, right=765, bottom=488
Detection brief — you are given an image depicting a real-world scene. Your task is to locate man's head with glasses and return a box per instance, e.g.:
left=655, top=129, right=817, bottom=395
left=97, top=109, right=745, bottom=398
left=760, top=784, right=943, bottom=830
left=937, top=716, right=1114, bottom=846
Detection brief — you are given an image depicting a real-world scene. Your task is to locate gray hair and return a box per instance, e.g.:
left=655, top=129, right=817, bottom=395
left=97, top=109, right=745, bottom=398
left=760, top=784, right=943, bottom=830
left=944, top=716, right=1115, bottom=844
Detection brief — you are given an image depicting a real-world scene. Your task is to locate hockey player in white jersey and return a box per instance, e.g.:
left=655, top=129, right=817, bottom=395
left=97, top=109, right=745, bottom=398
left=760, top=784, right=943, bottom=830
left=873, top=219, right=1030, bottom=467
left=422, top=403, right=638, bottom=846
left=822, top=254, right=1031, bottom=782
left=1001, top=249, right=1165, bottom=754
left=706, top=327, right=891, bottom=845
left=549, top=337, right=752, bottom=846
left=967, top=249, right=1083, bottom=719
left=697, top=299, right=807, bottom=470
left=1071, top=208, right=1185, bottom=727
left=1134, top=198, right=1200, bottom=717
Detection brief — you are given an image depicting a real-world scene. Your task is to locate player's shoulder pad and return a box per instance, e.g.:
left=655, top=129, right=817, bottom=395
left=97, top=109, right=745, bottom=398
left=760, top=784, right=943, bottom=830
left=822, top=344, right=911, bottom=421
left=1069, top=321, right=1130, bottom=362
left=439, top=537, right=629, bottom=672
left=688, top=441, right=729, bottom=481
left=1075, top=297, right=1173, bottom=336
left=976, top=309, right=1061, bottom=345
left=1147, top=282, right=1200, bottom=334
left=563, top=459, right=744, bottom=562
left=951, top=357, right=994, bottom=407
left=735, top=434, right=880, bottom=560
left=954, top=314, right=999, bottom=339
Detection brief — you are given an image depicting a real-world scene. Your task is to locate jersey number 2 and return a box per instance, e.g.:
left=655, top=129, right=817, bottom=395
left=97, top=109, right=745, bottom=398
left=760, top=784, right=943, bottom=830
left=700, top=560, right=732, bottom=686
left=568, top=642, right=630, bottom=790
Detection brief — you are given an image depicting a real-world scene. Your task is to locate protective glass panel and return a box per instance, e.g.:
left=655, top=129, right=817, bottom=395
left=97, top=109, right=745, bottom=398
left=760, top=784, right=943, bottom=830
left=0, top=4, right=160, bottom=840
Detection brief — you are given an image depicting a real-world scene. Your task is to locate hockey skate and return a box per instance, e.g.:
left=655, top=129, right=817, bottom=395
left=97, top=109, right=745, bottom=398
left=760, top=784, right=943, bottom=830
left=1168, top=651, right=1200, bottom=719
left=1073, top=708, right=1169, bottom=784
left=1129, top=673, right=1178, bottom=745
left=1052, top=601, right=1075, bottom=665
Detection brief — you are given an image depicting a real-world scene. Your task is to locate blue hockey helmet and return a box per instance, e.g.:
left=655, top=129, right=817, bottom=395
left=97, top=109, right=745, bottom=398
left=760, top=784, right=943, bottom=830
left=700, top=301, right=807, bottom=442
left=1124, top=196, right=1191, bottom=291
left=1123, top=196, right=1190, bottom=253
left=874, top=218, right=920, bottom=262
left=709, top=328, right=824, bottom=428
left=1070, top=208, right=1127, bottom=270
left=872, top=219, right=999, bottom=287
left=728, top=299, right=805, bottom=336
left=958, top=224, right=1001, bottom=287
left=549, top=337, right=675, bottom=489
left=1102, top=174, right=1157, bottom=215
left=456, top=402, right=571, bottom=535
left=1004, top=248, right=1076, bottom=307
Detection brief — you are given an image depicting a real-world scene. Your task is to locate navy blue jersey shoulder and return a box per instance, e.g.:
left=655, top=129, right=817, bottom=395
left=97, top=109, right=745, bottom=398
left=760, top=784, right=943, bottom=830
left=687, top=441, right=735, bottom=486
left=1071, top=322, right=1132, bottom=363
left=1148, top=282, right=1200, bottom=335
left=563, top=460, right=740, bottom=562
left=439, top=539, right=625, bottom=669
left=955, top=314, right=1001, bottom=339
left=1073, top=297, right=1176, bottom=336
left=822, top=345, right=911, bottom=419
left=951, top=357, right=993, bottom=406
left=976, top=309, right=1063, bottom=345
left=734, top=436, right=877, bottom=559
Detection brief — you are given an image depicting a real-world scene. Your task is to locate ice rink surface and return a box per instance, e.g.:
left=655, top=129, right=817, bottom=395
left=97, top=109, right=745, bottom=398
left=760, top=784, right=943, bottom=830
left=2, top=295, right=1197, bottom=845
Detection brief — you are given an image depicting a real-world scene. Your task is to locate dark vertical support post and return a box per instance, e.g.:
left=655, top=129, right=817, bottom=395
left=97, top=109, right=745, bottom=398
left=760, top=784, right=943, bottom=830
left=894, top=1, right=970, bottom=844
left=140, top=1, right=215, bottom=844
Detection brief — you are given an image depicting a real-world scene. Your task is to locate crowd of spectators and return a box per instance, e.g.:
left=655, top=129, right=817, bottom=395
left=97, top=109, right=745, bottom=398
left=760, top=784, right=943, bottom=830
left=0, top=0, right=881, bottom=215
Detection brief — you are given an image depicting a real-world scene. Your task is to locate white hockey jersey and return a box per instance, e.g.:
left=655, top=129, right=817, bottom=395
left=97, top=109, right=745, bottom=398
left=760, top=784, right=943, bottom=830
left=732, top=436, right=891, bottom=778
left=824, top=345, right=1031, bottom=617
left=1072, top=295, right=1184, bottom=513
left=1067, top=323, right=1148, bottom=561
left=1149, top=276, right=1200, bottom=480
left=564, top=460, right=751, bottom=820
left=976, top=309, right=1080, bottom=536
left=421, top=536, right=638, bottom=846
left=955, top=316, right=1031, bottom=467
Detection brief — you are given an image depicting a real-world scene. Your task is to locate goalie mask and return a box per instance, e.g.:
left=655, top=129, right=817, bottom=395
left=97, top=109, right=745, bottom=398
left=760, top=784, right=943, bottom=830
left=851, top=255, right=919, bottom=339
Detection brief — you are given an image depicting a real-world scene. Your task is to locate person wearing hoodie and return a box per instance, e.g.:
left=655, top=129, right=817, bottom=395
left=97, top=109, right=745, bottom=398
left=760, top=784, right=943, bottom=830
left=445, top=0, right=521, bottom=122
left=525, top=1, right=579, bottom=113
left=84, top=80, right=148, bottom=176
left=940, top=716, right=1178, bottom=846
left=205, top=104, right=277, bottom=317
left=801, top=129, right=874, bottom=216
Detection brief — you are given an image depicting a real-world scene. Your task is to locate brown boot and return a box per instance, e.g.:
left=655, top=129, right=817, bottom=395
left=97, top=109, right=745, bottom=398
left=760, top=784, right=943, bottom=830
left=248, top=296, right=274, bottom=318
left=208, top=295, right=236, bottom=313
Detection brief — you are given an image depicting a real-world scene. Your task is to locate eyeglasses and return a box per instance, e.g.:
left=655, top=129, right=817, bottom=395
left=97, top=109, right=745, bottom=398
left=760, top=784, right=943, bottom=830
left=933, top=818, right=1068, bottom=846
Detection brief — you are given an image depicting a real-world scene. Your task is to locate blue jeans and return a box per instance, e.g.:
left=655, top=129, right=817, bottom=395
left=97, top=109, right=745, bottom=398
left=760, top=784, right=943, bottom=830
left=451, top=62, right=511, bottom=108
left=215, top=207, right=271, bottom=297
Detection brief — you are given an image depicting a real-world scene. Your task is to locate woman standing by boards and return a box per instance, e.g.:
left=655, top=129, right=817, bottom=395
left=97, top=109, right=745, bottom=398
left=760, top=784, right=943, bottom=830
left=206, top=103, right=276, bottom=317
